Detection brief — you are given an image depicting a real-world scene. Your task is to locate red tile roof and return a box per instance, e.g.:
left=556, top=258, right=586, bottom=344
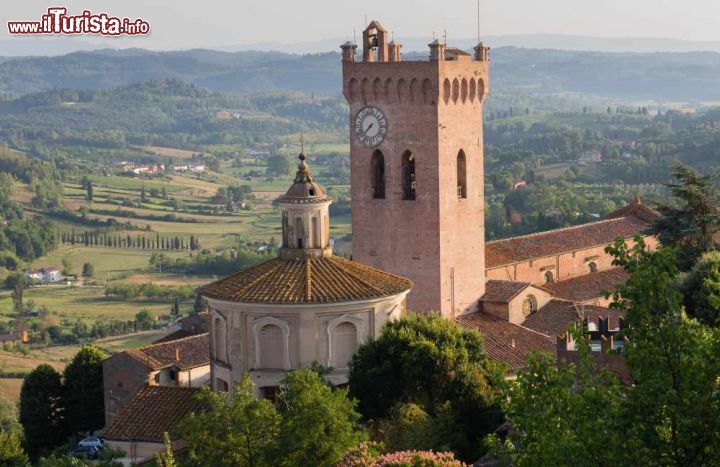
left=481, top=280, right=532, bottom=303
left=457, top=312, right=555, bottom=372
left=125, top=333, right=209, bottom=371
left=152, top=329, right=196, bottom=344
left=485, top=216, right=649, bottom=268
left=199, top=256, right=412, bottom=304
left=541, top=268, right=628, bottom=303
left=102, top=385, right=203, bottom=443
left=606, top=196, right=659, bottom=223
left=522, top=299, right=624, bottom=336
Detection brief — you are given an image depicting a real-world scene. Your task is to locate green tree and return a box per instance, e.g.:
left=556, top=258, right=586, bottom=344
left=85, top=180, right=93, bottom=201
left=176, top=373, right=280, bottom=467
left=155, top=432, right=177, bottom=467
left=171, top=297, right=180, bottom=320
left=0, top=429, right=29, bottom=466
left=193, top=294, right=206, bottom=313
left=486, top=330, right=625, bottom=465
left=0, top=393, right=20, bottom=432
left=135, top=309, right=154, bottom=330
left=19, top=364, right=66, bottom=456
left=63, top=346, right=106, bottom=436
left=61, top=257, right=72, bottom=276
left=81, top=262, right=94, bottom=279
left=274, top=369, right=365, bottom=467
left=488, top=239, right=720, bottom=466
left=12, top=282, right=23, bottom=314
left=266, top=155, right=293, bottom=176
left=682, top=250, right=720, bottom=325
left=651, top=164, right=720, bottom=269
left=608, top=238, right=720, bottom=465
left=349, top=314, right=504, bottom=462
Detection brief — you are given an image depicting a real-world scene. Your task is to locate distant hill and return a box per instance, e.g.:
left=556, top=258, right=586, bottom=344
left=221, top=34, right=720, bottom=55
left=1, top=47, right=720, bottom=103
left=4, top=34, right=720, bottom=56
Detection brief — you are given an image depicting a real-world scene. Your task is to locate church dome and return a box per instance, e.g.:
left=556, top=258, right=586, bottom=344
left=199, top=256, right=412, bottom=305
left=279, top=154, right=329, bottom=203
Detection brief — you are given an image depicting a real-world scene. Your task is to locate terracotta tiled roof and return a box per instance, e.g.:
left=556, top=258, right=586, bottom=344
left=485, top=216, right=649, bottom=268
left=199, top=256, right=412, bottom=304
left=522, top=299, right=582, bottom=336
left=542, top=268, right=629, bottom=303
left=125, top=333, right=209, bottom=371
left=102, top=385, right=203, bottom=443
left=523, top=299, right=625, bottom=336
left=481, top=280, right=531, bottom=303
left=606, top=196, right=659, bottom=223
left=152, top=329, right=196, bottom=344
left=457, top=312, right=555, bottom=372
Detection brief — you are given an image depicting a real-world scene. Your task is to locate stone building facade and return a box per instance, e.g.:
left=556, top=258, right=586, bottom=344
left=102, top=333, right=210, bottom=423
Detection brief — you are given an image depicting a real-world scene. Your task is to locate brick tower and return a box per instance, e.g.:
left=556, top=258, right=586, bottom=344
left=341, top=21, right=490, bottom=317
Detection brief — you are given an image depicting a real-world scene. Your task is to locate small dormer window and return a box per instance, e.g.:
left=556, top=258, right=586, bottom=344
left=309, top=189, right=316, bottom=196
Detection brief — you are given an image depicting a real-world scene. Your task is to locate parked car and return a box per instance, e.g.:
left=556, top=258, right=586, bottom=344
left=78, top=436, right=105, bottom=449
left=71, top=445, right=100, bottom=460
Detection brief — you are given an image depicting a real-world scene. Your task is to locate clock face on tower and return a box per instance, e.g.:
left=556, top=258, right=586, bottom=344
left=354, top=106, right=387, bottom=147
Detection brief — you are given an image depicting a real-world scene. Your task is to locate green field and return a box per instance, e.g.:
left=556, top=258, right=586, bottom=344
left=0, top=286, right=184, bottom=327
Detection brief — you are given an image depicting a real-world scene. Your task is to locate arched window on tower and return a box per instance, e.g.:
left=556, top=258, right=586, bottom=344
left=371, top=150, right=385, bottom=199
left=457, top=150, right=467, bottom=198
left=401, top=151, right=416, bottom=200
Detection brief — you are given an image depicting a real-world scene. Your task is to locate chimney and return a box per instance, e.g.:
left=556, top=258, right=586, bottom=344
left=388, top=41, right=402, bottom=62
left=340, top=41, right=358, bottom=63
left=175, top=348, right=180, bottom=361
left=511, top=338, right=516, bottom=349
left=429, top=39, right=445, bottom=61
left=474, top=42, right=490, bottom=61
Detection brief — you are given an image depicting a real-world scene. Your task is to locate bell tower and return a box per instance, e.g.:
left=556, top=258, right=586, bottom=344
left=342, top=21, right=490, bottom=316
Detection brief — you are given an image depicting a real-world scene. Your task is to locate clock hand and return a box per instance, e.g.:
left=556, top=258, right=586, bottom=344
left=364, top=122, right=375, bottom=134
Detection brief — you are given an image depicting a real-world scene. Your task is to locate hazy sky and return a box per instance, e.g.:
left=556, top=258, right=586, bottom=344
left=4, top=0, right=720, bottom=50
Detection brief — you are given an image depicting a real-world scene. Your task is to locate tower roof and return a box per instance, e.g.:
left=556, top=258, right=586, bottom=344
left=279, top=153, right=330, bottom=203
left=365, top=20, right=387, bottom=32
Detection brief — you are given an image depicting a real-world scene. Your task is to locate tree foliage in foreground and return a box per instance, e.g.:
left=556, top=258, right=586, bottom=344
left=651, top=164, right=720, bottom=269
left=176, top=369, right=365, bottom=467
left=19, top=364, right=65, bottom=457
left=487, top=239, right=720, bottom=466
left=681, top=250, right=720, bottom=326
left=0, top=429, right=29, bottom=466
left=63, top=345, right=106, bottom=435
left=348, top=313, right=505, bottom=462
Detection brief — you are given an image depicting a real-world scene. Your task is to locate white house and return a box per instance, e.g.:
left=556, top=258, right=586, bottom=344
left=24, top=266, right=61, bottom=283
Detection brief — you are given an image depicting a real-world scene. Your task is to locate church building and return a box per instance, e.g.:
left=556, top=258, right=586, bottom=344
left=197, top=153, right=412, bottom=396
left=101, top=19, right=659, bottom=463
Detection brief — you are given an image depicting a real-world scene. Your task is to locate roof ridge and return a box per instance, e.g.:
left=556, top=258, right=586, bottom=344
left=126, top=348, right=165, bottom=369
left=328, top=256, right=386, bottom=295
left=139, top=332, right=209, bottom=351
left=486, top=217, right=629, bottom=245
left=305, top=259, right=313, bottom=302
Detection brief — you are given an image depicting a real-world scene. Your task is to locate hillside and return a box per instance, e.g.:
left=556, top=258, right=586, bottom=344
left=0, top=80, right=347, bottom=163
left=1, top=48, right=720, bottom=104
